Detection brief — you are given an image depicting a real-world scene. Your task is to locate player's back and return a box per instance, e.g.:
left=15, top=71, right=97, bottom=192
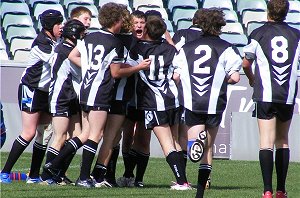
left=172, top=25, right=203, bottom=50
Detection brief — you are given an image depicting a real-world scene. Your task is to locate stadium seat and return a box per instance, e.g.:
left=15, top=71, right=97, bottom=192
left=223, top=10, right=239, bottom=22
left=9, top=37, right=34, bottom=56
left=172, top=8, right=197, bottom=26
left=222, top=22, right=244, bottom=34
left=67, top=4, right=98, bottom=18
left=33, top=3, right=65, bottom=21
left=13, top=49, right=31, bottom=61
left=242, top=10, right=267, bottom=27
left=0, top=2, right=30, bottom=19
left=168, top=0, right=198, bottom=14
left=138, top=7, right=168, bottom=20
left=164, top=19, right=174, bottom=32
left=2, top=14, right=34, bottom=32
left=90, top=17, right=102, bottom=29
left=28, top=0, right=60, bottom=9
left=63, top=0, right=94, bottom=9
left=176, top=19, right=193, bottom=31
left=285, top=12, right=300, bottom=23
left=202, top=0, right=233, bottom=10
left=220, top=32, right=248, bottom=46
left=246, top=21, right=265, bottom=36
left=0, top=49, right=9, bottom=60
left=288, top=1, right=300, bottom=13
left=287, top=22, right=300, bottom=30
left=5, top=26, right=37, bottom=44
left=237, top=0, right=267, bottom=15
left=98, top=0, right=129, bottom=7
left=132, top=0, right=164, bottom=10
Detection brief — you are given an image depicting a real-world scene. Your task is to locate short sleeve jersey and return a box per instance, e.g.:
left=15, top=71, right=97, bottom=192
left=172, top=25, right=203, bottom=50
left=78, top=29, right=124, bottom=107
left=21, top=29, right=59, bottom=92
left=173, top=35, right=242, bottom=114
left=49, top=41, right=78, bottom=113
left=129, top=39, right=179, bottom=111
left=243, top=21, right=300, bottom=104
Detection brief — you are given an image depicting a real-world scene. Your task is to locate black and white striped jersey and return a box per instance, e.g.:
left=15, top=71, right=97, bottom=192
left=20, top=29, right=60, bottom=92
left=78, top=29, right=124, bottom=107
left=49, top=41, right=78, bottom=113
left=173, top=35, right=242, bottom=114
left=172, top=25, right=203, bottom=51
left=129, top=40, right=179, bottom=111
left=244, top=22, right=300, bottom=104
left=112, top=33, right=137, bottom=102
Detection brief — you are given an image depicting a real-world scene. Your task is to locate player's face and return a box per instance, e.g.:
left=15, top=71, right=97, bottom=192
left=53, top=22, right=63, bottom=39
left=74, top=13, right=91, bottom=28
left=132, top=16, right=146, bottom=39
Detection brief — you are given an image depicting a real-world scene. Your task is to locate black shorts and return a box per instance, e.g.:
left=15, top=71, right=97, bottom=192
left=144, top=107, right=180, bottom=130
left=126, top=105, right=144, bottom=122
left=184, top=109, right=222, bottom=128
left=18, top=84, right=49, bottom=113
left=252, top=101, right=294, bottom=122
left=81, top=104, right=110, bottom=113
left=52, top=98, right=80, bottom=117
left=109, top=100, right=127, bottom=115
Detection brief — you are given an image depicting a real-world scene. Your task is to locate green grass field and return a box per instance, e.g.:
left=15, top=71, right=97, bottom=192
left=1, top=152, right=300, bottom=198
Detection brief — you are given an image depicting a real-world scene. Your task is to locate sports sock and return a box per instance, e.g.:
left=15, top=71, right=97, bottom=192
left=105, top=144, right=120, bottom=182
left=135, top=150, right=150, bottom=183
left=40, top=147, right=59, bottom=180
left=181, top=150, right=188, bottom=170
left=275, top=148, right=289, bottom=193
left=2, top=136, right=29, bottom=173
left=166, top=151, right=187, bottom=185
left=92, top=163, right=107, bottom=182
left=51, top=137, right=83, bottom=169
left=177, top=150, right=187, bottom=182
left=259, top=149, right=274, bottom=193
left=60, top=141, right=76, bottom=177
left=123, top=149, right=136, bottom=178
left=28, top=141, right=47, bottom=178
left=79, top=139, right=98, bottom=180
left=196, top=164, right=212, bottom=198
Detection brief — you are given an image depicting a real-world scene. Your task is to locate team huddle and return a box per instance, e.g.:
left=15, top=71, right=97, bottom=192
left=1, top=0, right=299, bottom=198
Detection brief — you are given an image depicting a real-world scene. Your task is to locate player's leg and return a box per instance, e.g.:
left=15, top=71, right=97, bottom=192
left=92, top=113, right=125, bottom=187
left=76, top=110, right=107, bottom=187
left=131, top=121, right=151, bottom=187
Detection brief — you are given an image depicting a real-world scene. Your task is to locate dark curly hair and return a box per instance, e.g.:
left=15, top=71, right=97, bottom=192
left=267, top=0, right=289, bottom=22
left=98, top=2, right=123, bottom=28
left=197, top=8, right=226, bottom=36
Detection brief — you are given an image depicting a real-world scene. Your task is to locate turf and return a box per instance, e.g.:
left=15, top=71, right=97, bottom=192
left=1, top=152, right=300, bottom=197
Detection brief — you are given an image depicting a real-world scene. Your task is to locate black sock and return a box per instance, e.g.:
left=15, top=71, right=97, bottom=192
left=2, top=136, right=29, bottom=173
left=166, top=151, right=187, bottom=185
left=135, top=150, right=150, bottom=183
left=181, top=150, right=187, bottom=170
left=196, top=164, right=212, bottom=198
left=79, top=139, right=98, bottom=180
left=28, top=141, right=47, bottom=178
left=91, top=163, right=107, bottom=182
left=51, top=137, right=82, bottom=169
left=177, top=150, right=187, bottom=182
left=123, top=150, right=136, bottom=178
left=40, top=147, right=59, bottom=180
left=275, top=148, right=289, bottom=193
left=259, top=149, right=274, bottom=193
left=105, top=145, right=120, bottom=182
left=60, top=141, right=77, bottom=177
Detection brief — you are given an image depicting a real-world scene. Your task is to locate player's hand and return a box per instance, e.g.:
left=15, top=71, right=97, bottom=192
left=139, top=58, right=151, bottom=70
left=172, top=72, right=180, bottom=84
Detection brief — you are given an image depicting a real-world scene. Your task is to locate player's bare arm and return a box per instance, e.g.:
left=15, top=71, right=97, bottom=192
left=242, top=58, right=254, bottom=87
left=68, top=47, right=81, bottom=67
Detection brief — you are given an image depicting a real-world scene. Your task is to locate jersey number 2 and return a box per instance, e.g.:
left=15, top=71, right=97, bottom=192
left=194, top=45, right=211, bottom=74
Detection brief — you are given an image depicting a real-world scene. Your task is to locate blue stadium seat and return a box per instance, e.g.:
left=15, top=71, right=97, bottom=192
left=0, top=2, right=30, bottom=19
left=237, top=0, right=267, bottom=15
left=246, top=21, right=265, bottom=36
left=9, top=37, right=34, bottom=57
left=33, top=3, right=65, bottom=21
left=172, top=8, right=197, bottom=27
left=285, top=12, right=300, bottom=23
left=220, top=32, right=248, bottom=46
left=288, top=1, right=300, bottom=13
left=132, top=0, right=164, bottom=10
left=176, top=19, right=193, bottom=31
left=242, top=10, right=267, bottom=28
left=168, top=0, right=198, bottom=14
left=2, top=14, right=34, bottom=32
left=222, top=22, right=244, bottom=34
left=5, top=26, right=37, bottom=44
left=28, top=0, right=60, bottom=9
left=63, top=0, right=94, bottom=9
left=202, top=0, right=233, bottom=10
left=164, top=19, right=174, bottom=32
left=287, top=22, right=300, bottom=30
left=223, top=10, right=239, bottom=22
left=138, top=7, right=169, bottom=20
left=13, top=49, right=31, bottom=61
left=98, top=0, right=129, bottom=7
